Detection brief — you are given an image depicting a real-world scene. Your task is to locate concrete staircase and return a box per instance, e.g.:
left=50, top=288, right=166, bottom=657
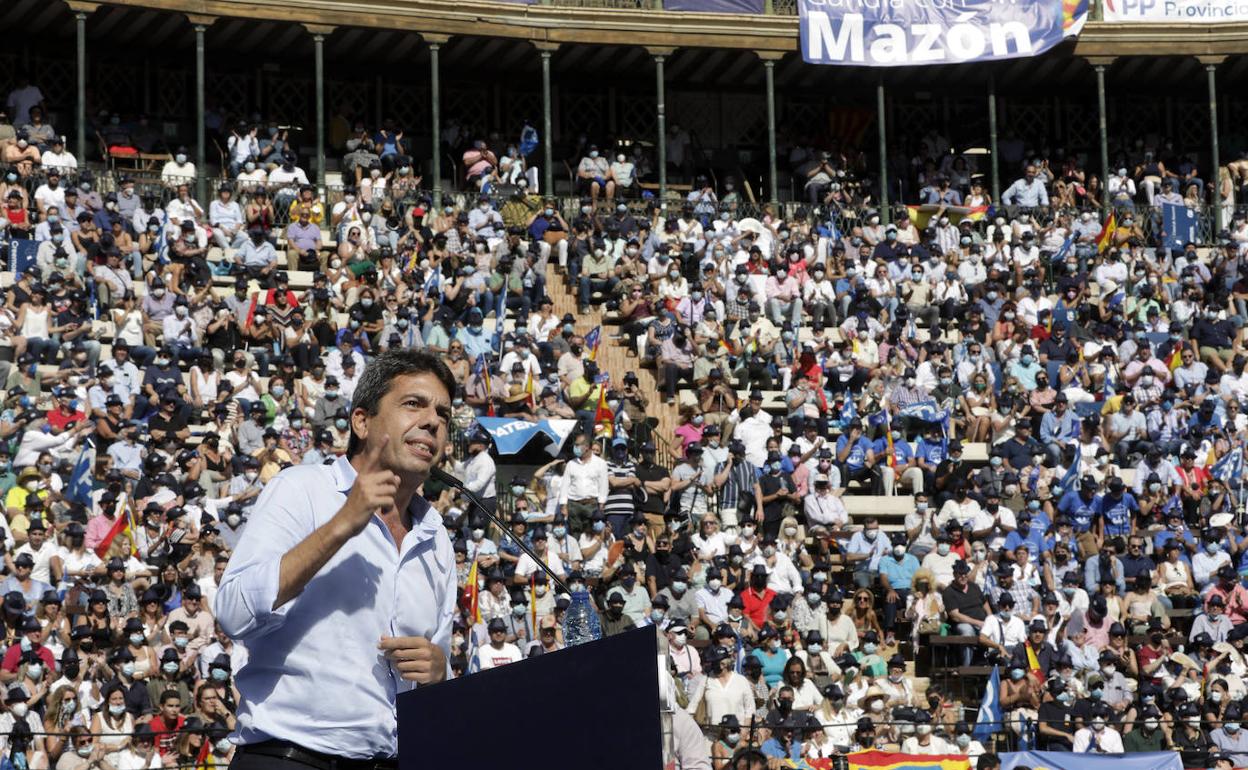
left=544, top=266, right=680, bottom=454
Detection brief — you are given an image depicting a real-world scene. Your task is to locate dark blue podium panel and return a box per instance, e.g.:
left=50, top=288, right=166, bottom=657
left=399, top=627, right=662, bottom=770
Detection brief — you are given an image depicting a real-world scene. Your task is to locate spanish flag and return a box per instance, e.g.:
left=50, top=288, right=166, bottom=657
left=1097, top=210, right=1116, bottom=254
left=847, top=751, right=972, bottom=770
left=1025, top=641, right=1045, bottom=684
left=462, top=558, right=481, bottom=624
left=524, top=370, right=536, bottom=409
left=94, top=495, right=137, bottom=559
left=593, top=379, right=615, bottom=438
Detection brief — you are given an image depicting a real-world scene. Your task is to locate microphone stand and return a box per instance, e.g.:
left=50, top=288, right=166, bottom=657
left=430, top=467, right=571, bottom=595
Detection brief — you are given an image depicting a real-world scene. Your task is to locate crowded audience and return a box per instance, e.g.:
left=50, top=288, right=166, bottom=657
left=2, top=68, right=1248, bottom=770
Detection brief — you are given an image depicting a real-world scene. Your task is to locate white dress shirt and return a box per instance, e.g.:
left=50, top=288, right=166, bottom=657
left=557, top=455, right=609, bottom=505
left=214, top=456, right=456, bottom=759
left=1072, top=725, right=1124, bottom=753
left=460, top=450, right=496, bottom=500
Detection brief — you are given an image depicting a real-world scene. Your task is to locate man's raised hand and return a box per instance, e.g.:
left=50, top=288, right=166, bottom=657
left=340, top=434, right=400, bottom=534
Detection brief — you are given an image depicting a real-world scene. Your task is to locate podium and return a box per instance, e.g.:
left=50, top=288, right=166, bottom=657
left=398, top=627, right=663, bottom=769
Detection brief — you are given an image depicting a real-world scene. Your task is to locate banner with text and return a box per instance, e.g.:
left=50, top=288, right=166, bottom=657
left=1102, top=0, right=1248, bottom=22
left=798, top=0, right=1087, bottom=67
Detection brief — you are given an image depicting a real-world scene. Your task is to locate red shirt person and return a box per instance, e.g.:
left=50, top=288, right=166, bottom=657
left=741, top=564, right=776, bottom=627
left=149, top=687, right=187, bottom=756
left=0, top=611, right=57, bottom=677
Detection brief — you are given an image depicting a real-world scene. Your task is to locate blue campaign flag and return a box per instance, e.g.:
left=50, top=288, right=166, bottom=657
left=476, top=417, right=579, bottom=457
left=799, top=0, right=1087, bottom=67
left=67, top=440, right=96, bottom=507
left=1049, top=235, right=1075, bottom=263
left=1212, top=447, right=1243, bottom=484
left=973, top=665, right=1003, bottom=743
left=1002, top=751, right=1182, bottom=770
left=1161, top=202, right=1199, bottom=252
left=898, top=400, right=949, bottom=424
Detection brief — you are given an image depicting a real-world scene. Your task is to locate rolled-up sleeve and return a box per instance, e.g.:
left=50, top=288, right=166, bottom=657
left=213, top=473, right=316, bottom=640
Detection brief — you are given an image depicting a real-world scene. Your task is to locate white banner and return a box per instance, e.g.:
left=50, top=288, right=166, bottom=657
left=1102, top=0, right=1248, bottom=22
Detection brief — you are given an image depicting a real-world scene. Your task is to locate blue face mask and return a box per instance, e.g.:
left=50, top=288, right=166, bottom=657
left=211, top=668, right=229, bottom=682
left=573, top=445, right=585, bottom=458
left=862, top=643, right=877, bottom=655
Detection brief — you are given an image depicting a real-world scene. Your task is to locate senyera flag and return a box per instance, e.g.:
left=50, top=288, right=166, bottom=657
left=845, top=751, right=973, bottom=770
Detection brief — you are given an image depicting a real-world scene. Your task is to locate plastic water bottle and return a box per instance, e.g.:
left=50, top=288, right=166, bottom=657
left=561, top=589, right=602, bottom=647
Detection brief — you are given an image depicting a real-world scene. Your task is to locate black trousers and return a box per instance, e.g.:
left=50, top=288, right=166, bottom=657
left=230, top=745, right=396, bottom=770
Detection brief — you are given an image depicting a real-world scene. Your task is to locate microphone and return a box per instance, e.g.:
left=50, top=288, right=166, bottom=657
left=430, top=467, right=571, bottom=595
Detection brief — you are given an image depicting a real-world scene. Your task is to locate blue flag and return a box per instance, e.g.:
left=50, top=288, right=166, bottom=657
left=1002, top=750, right=1183, bottom=770
left=466, top=632, right=481, bottom=675
left=1057, top=444, right=1082, bottom=495
left=1212, top=447, right=1243, bottom=484
left=898, top=399, right=948, bottom=424
left=973, top=665, right=1003, bottom=742
left=1049, top=235, right=1075, bottom=264
left=67, top=441, right=95, bottom=507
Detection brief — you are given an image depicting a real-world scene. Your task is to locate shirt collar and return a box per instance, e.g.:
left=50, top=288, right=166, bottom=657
left=329, top=456, right=441, bottom=541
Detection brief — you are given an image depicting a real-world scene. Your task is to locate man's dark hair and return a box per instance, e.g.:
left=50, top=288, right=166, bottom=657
left=347, top=348, right=456, bottom=458
left=159, top=689, right=180, bottom=705
left=979, top=754, right=1002, bottom=770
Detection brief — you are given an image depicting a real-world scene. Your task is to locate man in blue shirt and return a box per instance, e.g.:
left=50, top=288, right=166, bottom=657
left=843, top=517, right=891, bottom=589
left=1000, top=165, right=1049, bottom=208
left=836, top=424, right=878, bottom=493
left=1039, top=395, right=1081, bottom=465
left=878, top=543, right=920, bottom=646
left=1057, top=477, right=1100, bottom=535
left=914, top=429, right=945, bottom=492
left=1095, top=477, right=1138, bottom=539
left=1003, top=512, right=1047, bottom=563
left=455, top=308, right=494, bottom=361
left=873, top=431, right=919, bottom=496
left=760, top=715, right=803, bottom=762
left=1153, top=508, right=1196, bottom=552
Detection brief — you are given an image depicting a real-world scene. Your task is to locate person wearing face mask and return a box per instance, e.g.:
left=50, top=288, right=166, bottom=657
left=900, top=710, right=952, bottom=755
left=1032, top=675, right=1076, bottom=750
left=598, top=593, right=636, bottom=638
left=1209, top=704, right=1248, bottom=763
left=557, top=434, right=610, bottom=538
left=1122, top=704, right=1170, bottom=752
left=457, top=429, right=497, bottom=518
left=0, top=683, right=43, bottom=759
left=476, top=617, right=523, bottom=671
left=750, top=625, right=790, bottom=690
left=1071, top=703, right=1123, bottom=753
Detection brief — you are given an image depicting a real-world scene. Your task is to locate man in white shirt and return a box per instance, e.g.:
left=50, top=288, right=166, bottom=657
left=557, top=435, right=609, bottom=536
left=12, top=519, right=61, bottom=585
left=804, top=475, right=847, bottom=528
left=477, top=618, right=523, bottom=670
left=114, top=724, right=164, bottom=770
left=33, top=170, right=65, bottom=215
left=513, top=531, right=566, bottom=584
left=40, top=137, right=77, bottom=173
left=1071, top=705, right=1124, bottom=752
left=978, top=593, right=1027, bottom=659
left=161, top=147, right=197, bottom=188
left=459, top=431, right=497, bottom=516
